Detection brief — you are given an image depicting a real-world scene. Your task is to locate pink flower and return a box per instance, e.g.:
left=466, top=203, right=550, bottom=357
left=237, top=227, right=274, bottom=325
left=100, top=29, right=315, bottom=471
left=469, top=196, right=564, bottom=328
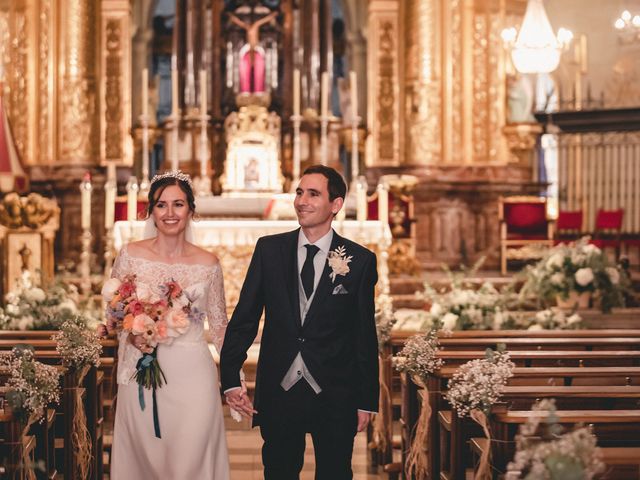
left=164, top=280, right=183, bottom=300
left=131, top=313, right=153, bottom=335
left=127, top=300, right=145, bottom=316
left=118, top=280, right=136, bottom=299
left=96, top=324, right=108, bottom=338
left=155, top=320, right=174, bottom=345
left=151, top=300, right=169, bottom=319
left=165, top=309, right=190, bottom=337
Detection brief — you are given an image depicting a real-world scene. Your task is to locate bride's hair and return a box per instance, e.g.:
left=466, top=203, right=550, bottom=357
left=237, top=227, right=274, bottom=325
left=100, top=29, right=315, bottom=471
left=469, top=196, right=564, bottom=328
left=146, top=173, right=196, bottom=218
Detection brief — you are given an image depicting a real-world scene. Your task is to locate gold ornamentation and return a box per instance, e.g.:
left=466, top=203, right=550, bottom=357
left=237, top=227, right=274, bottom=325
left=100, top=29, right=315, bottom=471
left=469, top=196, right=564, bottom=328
left=472, top=14, right=488, bottom=162
left=502, top=123, right=543, bottom=165
left=10, top=11, right=28, bottom=161
left=105, top=19, right=123, bottom=160
left=387, top=241, right=421, bottom=277
left=0, top=193, right=59, bottom=229
left=378, top=20, right=395, bottom=161
left=39, top=0, right=51, bottom=163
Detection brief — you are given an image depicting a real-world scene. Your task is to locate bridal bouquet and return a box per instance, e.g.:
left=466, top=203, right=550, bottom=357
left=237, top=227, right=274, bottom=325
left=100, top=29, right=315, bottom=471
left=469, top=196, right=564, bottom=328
left=100, top=275, right=202, bottom=437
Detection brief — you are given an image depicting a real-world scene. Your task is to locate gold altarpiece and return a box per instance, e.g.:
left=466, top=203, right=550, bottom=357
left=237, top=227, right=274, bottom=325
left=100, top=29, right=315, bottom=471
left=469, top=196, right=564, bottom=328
left=0, top=0, right=132, bottom=263
left=366, top=0, right=540, bottom=269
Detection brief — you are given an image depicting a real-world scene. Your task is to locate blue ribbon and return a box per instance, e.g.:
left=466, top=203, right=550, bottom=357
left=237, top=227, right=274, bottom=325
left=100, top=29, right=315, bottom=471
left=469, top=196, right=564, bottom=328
left=135, top=352, right=162, bottom=438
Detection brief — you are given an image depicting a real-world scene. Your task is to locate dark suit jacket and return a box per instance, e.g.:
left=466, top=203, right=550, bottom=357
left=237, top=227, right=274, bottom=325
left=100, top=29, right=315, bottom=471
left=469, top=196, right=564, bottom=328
left=220, top=228, right=379, bottom=426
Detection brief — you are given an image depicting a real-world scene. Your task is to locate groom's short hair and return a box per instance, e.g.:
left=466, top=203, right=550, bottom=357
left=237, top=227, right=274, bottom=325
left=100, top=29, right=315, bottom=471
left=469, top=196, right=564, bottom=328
left=302, top=165, right=347, bottom=201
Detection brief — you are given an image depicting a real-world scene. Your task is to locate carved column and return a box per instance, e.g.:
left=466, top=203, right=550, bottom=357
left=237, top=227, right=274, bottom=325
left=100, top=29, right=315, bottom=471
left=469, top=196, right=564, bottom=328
left=58, top=0, right=98, bottom=165
left=404, top=0, right=441, bottom=165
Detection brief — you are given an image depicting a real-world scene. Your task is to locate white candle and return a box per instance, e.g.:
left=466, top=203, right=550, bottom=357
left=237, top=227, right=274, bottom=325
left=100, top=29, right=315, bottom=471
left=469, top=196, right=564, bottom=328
left=377, top=183, right=388, bottom=225
left=80, top=172, right=92, bottom=230
left=126, top=176, right=139, bottom=221
left=349, top=70, right=358, bottom=125
left=356, top=179, right=367, bottom=222
left=171, top=59, right=179, bottom=116
left=320, top=71, right=329, bottom=118
left=200, top=69, right=207, bottom=114
left=104, top=163, right=116, bottom=229
left=142, top=68, right=149, bottom=119
left=293, top=69, right=300, bottom=116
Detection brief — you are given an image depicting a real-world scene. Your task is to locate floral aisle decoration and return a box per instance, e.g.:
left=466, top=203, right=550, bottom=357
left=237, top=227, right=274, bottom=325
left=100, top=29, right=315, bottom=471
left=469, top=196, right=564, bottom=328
left=52, top=316, right=102, bottom=479
left=520, top=237, right=629, bottom=312
left=506, top=399, right=604, bottom=479
left=372, top=292, right=397, bottom=453
left=502, top=309, right=583, bottom=331
left=101, top=275, right=202, bottom=438
left=0, top=346, right=61, bottom=480
left=393, top=329, right=444, bottom=478
left=445, top=348, right=515, bottom=479
left=0, top=270, right=98, bottom=331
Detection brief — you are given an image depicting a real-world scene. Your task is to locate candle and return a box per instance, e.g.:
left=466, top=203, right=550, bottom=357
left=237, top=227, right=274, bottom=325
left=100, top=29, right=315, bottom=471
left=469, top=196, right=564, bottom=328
left=142, top=68, right=149, bottom=119
left=320, top=71, right=329, bottom=118
left=293, top=69, right=300, bottom=116
left=104, top=163, right=116, bottom=229
left=377, top=182, right=388, bottom=225
left=349, top=70, right=358, bottom=125
left=126, top=176, right=139, bottom=221
left=200, top=69, right=207, bottom=115
left=80, top=172, right=92, bottom=230
left=171, top=58, right=179, bottom=116
left=356, top=179, right=367, bottom=222
left=580, top=35, right=588, bottom=74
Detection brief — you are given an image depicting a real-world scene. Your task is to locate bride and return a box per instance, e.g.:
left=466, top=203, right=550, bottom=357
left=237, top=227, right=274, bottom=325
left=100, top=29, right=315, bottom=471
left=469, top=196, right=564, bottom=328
left=109, top=171, right=233, bottom=479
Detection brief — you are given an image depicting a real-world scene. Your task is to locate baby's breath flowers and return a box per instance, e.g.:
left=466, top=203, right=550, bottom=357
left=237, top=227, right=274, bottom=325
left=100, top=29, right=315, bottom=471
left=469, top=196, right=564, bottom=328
left=507, top=399, right=604, bottom=479
left=393, top=329, right=443, bottom=385
left=52, top=316, right=102, bottom=370
left=446, top=348, right=514, bottom=418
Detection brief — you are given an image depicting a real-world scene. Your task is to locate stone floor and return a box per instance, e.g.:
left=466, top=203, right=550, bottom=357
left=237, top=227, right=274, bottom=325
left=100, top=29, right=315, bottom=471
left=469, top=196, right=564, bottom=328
left=225, top=415, right=386, bottom=480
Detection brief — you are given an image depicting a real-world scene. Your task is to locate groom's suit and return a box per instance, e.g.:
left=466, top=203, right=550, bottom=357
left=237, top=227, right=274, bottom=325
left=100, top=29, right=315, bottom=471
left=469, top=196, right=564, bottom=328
left=220, top=228, right=379, bottom=479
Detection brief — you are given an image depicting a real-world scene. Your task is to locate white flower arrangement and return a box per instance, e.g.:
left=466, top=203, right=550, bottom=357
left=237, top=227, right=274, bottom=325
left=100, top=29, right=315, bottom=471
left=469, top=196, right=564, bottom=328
left=393, top=329, right=444, bottom=386
left=520, top=237, right=629, bottom=312
left=0, top=346, right=61, bottom=423
left=52, top=316, right=102, bottom=370
left=327, top=245, right=352, bottom=282
left=375, top=293, right=396, bottom=351
left=0, top=270, right=99, bottom=331
left=445, top=349, right=514, bottom=418
left=507, top=399, right=604, bottom=479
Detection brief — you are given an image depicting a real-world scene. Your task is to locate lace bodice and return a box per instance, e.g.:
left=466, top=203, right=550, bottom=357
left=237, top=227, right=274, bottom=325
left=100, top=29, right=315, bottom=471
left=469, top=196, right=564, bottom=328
left=111, top=245, right=229, bottom=384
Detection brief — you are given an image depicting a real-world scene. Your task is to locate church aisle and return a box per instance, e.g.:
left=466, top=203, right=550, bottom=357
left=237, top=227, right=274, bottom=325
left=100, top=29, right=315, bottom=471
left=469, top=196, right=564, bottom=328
left=226, top=415, right=385, bottom=479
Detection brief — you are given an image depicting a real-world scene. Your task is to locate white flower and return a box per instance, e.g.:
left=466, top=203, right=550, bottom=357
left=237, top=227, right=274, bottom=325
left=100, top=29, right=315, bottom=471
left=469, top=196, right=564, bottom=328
left=575, top=268, right=594, bottom=286
left=546, top=253, right=565, bottom=269
left=528, top=324, right=543, bottom=331
left=583, top=243, right=601, bottom=256
left=135, top=283, right=156, bottom=302
left=441, top=312, right=458, bottom=330
left=17, top=316, right=34, bottom=330
left=493, top=311, right=505, bottom=330
left=429, top=303, right=443, bottom=317
left=5, top=304, right=19, bottom=315
left=567, top=314, right=581, bottom=325
left=101, top=278, right=122, bottom=301
left=606, top=267, right=620, bottom=285
left=24, top=288, right=46, bottom=303
left=550, top=272, right=565, bottom=286
left=57, top=299, right=77, bottom=314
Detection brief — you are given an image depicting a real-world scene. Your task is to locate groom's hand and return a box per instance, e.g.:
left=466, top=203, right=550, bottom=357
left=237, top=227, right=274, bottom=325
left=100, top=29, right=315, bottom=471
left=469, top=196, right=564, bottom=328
left=225, top=386, right=257, bottom=418
left=357, top=411, right=372, bottom=432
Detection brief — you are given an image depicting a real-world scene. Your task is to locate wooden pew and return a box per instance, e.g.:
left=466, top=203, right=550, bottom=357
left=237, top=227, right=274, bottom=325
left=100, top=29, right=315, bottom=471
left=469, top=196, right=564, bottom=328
left=0, top=412, right=37, bottom=480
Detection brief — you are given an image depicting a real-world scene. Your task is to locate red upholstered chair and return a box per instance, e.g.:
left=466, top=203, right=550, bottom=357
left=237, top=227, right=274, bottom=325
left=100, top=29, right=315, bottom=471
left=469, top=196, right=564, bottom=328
left=114, top=197, right=149, bottom=222
left=591, top=209, right=624, bottom=258
left=499, top=196, right=554, bottom=275
left=554, top=210, right=583, bottom=245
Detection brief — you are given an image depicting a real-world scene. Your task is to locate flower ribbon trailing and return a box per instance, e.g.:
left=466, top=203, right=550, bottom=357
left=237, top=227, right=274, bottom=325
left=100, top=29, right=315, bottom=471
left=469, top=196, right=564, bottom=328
left=135, top=351, right=163, bottom=438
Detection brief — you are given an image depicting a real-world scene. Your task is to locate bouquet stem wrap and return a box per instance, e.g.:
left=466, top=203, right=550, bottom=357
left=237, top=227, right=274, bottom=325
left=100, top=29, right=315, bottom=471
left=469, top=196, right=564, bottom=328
left=470, top=409, right=492, bottom=480
left=405, top=377, right=431, bottom=480
left=135, top=349, right=166, bottom=438
left=72, top=365, right=92, bottom=480
left=372, top=355, right=391, bottom=453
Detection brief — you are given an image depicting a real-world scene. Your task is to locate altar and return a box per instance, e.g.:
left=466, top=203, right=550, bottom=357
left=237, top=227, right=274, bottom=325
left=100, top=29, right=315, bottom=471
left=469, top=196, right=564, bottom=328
left=113, top=220, right=391, bottom=309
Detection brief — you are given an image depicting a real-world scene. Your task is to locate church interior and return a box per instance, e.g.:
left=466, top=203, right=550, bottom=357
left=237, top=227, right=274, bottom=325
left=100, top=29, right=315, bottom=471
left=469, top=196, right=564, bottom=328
left=1, top=0, right=640, bottom=478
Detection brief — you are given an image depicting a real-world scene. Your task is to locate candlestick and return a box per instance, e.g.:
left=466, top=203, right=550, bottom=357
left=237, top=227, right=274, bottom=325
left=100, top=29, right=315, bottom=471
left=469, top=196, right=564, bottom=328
left=356, top=176, right=367, bottom=222
left=80, top=172, right=92, bottom=230
left=126, top=176, right=139, bottom=221
left=293, top=69, right=300, bottom=116
left=171, top=57, right=179, bottom=117
left=200, top=69, right=207, bottom=114
left=142, top=68, right=149, bottom=118
left=377, top=182, right=388, bottom=226
left=349, top=70, right=358, bottom=126
left=320, top=71, right=329, bottom=119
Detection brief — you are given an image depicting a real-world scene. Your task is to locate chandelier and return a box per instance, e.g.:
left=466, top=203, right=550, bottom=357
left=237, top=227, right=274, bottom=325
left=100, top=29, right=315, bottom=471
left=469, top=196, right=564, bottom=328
left=614, top=10, right=640, bottom=44
left=501, top=0, right=573, bottom=74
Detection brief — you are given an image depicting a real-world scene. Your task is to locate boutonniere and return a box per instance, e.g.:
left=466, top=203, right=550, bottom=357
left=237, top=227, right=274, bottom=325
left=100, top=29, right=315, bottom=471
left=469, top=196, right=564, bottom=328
left=327, top=246, right=353, bottom=282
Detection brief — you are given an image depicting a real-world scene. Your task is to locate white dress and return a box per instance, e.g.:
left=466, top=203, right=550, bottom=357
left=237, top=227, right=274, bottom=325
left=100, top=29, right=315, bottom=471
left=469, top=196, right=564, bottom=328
left=110, top=246, right=230, bottom=479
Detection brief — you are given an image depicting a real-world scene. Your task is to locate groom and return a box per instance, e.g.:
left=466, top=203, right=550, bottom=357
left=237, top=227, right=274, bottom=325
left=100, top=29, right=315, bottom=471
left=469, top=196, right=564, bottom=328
left=220, top=165, right=379, bottom=479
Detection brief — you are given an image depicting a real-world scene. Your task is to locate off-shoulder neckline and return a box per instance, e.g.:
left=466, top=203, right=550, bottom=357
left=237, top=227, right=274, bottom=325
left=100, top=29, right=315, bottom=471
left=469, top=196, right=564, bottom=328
left=120, top=244, right=219, bottom=270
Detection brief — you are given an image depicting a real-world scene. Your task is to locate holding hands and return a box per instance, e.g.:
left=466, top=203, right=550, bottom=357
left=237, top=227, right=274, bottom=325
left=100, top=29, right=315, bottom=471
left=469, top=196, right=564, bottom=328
left=225, top=379, right=257, bottom=419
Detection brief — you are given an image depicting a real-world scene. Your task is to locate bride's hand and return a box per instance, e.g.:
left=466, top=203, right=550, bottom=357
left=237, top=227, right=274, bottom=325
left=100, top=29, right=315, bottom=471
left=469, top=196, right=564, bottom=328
left=225, top=388, right=257, bottom=418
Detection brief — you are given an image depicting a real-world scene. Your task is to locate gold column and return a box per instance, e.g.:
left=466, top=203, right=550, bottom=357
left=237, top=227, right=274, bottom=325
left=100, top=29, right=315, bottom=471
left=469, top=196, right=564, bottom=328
left=101, top=0, right=133, bottom=165
left=404, top=0, right=441, bottom=165
left=58, top=0, right=98, bottom=165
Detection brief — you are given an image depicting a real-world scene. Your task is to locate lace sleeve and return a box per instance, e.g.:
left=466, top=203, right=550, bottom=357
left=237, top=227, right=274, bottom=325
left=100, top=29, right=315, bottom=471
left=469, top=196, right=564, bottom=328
left=206, top=263, right=229, bottom=355
left=112, top=246, right=142, bottom=385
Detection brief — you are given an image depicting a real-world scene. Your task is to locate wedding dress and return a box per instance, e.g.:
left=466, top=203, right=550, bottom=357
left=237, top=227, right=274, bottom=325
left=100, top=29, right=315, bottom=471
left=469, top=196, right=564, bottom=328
left=110, top=245, right=230, bottom=479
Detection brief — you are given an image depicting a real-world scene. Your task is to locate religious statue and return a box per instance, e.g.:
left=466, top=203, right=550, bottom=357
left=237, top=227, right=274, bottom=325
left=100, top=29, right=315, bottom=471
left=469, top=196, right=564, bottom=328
left=507, top=73, right=535, bottom=123
left=18, top=243, right=32, bottom=272
left=228, top=11, right=278, bottom=93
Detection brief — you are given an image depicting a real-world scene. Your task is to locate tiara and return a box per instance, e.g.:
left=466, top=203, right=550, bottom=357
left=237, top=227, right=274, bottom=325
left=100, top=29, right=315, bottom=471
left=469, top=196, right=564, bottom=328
left=150, top=171, right=194, bottom=189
